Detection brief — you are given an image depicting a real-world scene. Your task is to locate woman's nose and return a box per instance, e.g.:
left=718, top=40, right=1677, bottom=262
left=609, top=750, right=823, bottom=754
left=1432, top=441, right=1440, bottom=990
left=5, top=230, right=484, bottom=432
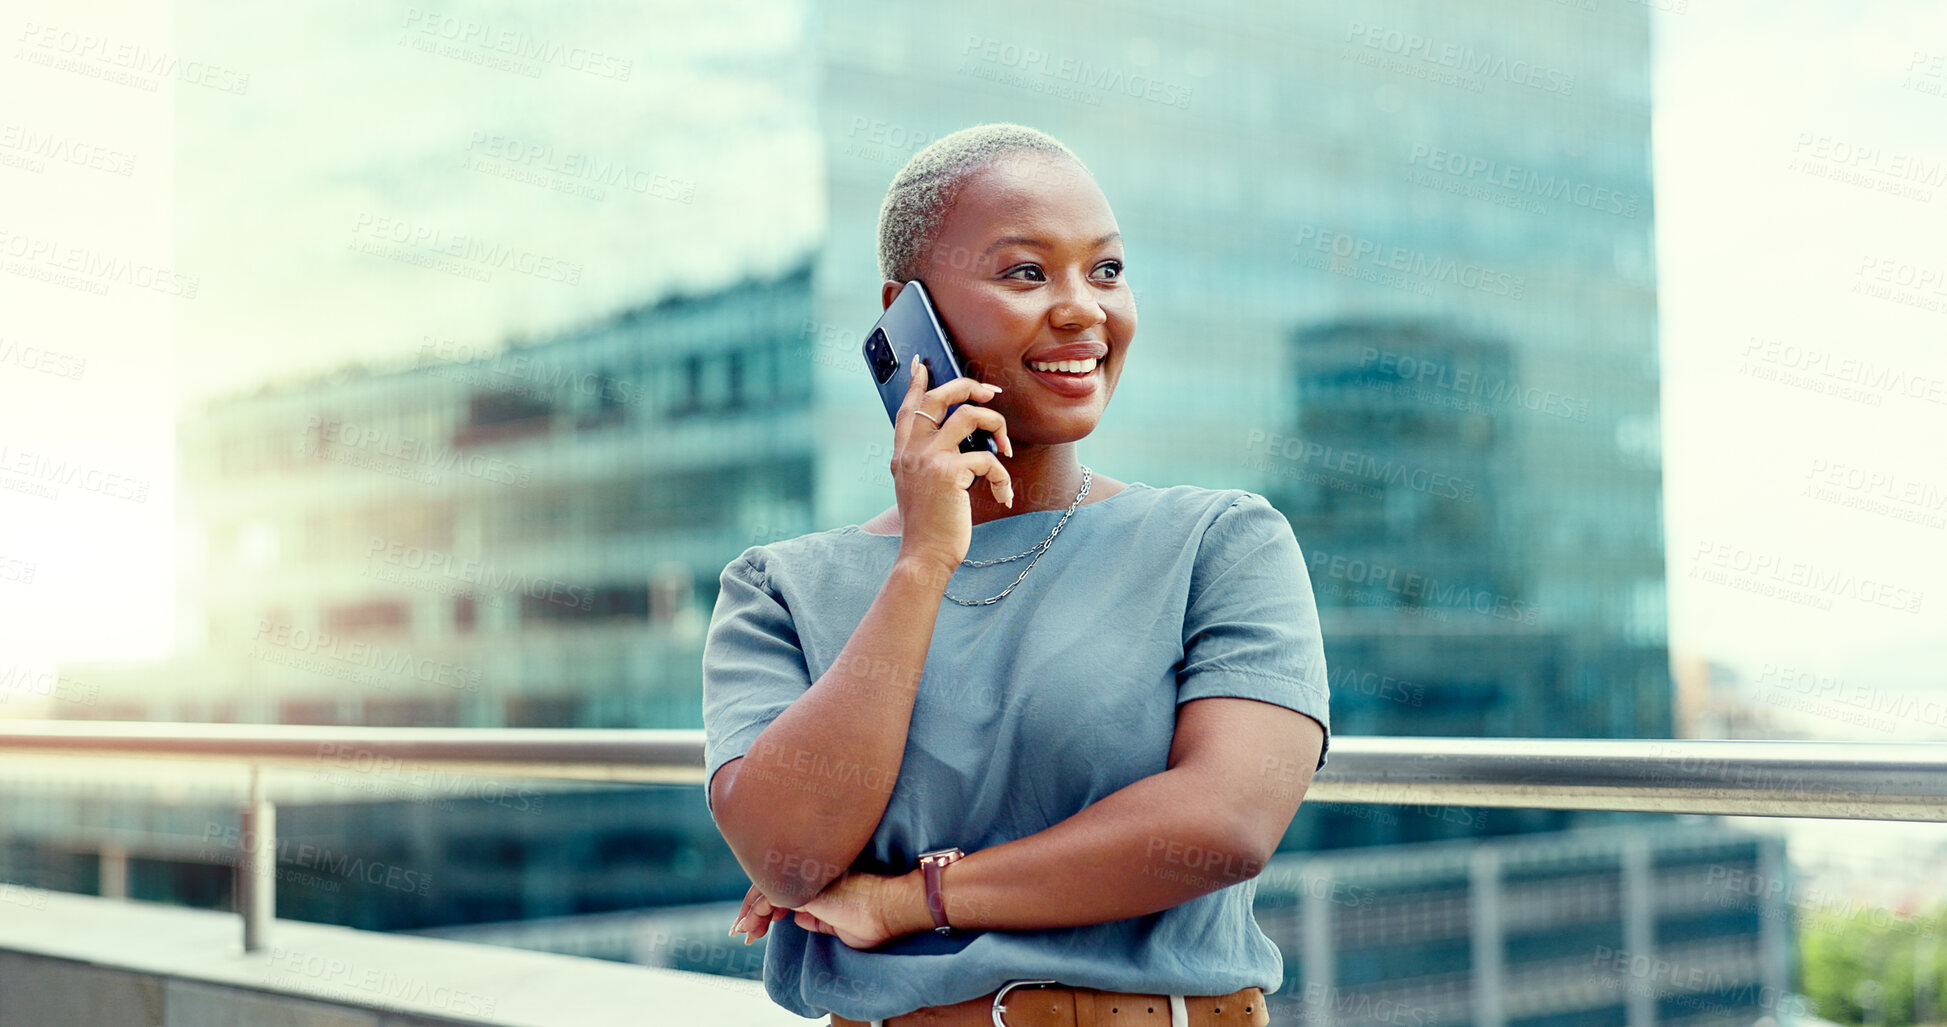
left=1047, top=277, right=1106, bottom=331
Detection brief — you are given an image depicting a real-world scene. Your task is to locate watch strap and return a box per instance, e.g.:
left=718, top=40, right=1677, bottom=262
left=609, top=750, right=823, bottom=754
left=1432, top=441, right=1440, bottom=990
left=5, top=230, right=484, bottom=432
left=917, top=848, right=963, bottom=934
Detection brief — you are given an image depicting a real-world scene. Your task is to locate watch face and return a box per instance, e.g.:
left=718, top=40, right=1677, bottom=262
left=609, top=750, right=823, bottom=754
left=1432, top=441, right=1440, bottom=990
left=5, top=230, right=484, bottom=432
left=918, top=847, right=963, bottom=865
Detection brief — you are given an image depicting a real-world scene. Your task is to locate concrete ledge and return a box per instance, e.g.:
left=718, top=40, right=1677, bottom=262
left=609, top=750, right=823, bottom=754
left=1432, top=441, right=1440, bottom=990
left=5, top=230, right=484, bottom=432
left=0, top=886, right=806, bottom=1026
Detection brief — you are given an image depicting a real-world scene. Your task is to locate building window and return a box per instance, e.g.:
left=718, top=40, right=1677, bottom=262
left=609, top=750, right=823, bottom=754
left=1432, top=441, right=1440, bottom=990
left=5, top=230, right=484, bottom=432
left=456, top=390, right=553, bottom=447
left=323, top=600, right=409, bottom=635
left=519, top=584, right=648, bottom=626
left=727, top=351, right=745, bottom=408
left=278, top=700, right=340, bottom=725
left=363, top=697, right=459, bottom=727
left=506, top=695, right=585, bottom=728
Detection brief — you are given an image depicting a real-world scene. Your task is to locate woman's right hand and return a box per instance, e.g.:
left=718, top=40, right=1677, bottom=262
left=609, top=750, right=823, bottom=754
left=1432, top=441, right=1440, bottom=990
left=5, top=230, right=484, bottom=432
left=891, top=354, right=1013, bottom=576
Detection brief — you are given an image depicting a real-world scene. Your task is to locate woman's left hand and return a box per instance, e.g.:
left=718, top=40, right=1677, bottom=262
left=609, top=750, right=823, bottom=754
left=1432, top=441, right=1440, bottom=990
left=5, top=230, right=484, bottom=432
left=729, top=872, right=918, bottom=950
left=729, top=883, right=792, bottom=944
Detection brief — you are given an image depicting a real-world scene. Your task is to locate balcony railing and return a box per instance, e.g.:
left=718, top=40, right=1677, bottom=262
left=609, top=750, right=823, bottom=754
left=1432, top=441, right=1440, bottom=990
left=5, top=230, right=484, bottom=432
left=3, top=719, right=1943, bottom=952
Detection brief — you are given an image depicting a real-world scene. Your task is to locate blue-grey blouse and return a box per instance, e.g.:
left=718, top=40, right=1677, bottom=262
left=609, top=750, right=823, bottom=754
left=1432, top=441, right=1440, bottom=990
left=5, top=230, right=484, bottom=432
left=701, top=482, right=1331, bottom=1021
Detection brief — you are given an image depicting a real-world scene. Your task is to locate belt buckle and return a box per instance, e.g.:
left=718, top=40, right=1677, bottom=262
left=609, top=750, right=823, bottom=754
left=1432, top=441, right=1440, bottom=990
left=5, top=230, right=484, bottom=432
left=991, top=979, right=1059, bottom=1027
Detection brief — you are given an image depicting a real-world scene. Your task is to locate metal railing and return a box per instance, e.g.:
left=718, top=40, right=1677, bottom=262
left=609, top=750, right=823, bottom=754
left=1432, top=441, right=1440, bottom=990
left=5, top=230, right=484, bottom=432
left=3, top=719, right=1943, bottom=950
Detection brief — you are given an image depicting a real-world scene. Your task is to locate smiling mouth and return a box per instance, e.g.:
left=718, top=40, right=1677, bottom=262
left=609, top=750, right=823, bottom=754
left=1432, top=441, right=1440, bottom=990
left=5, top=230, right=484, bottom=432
left=1024, top=357, right=1100, bottom=375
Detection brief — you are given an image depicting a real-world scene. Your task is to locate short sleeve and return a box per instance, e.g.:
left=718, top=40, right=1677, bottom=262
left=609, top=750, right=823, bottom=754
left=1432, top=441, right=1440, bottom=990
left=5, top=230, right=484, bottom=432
left=1178, top=492, right=1333, bottom=770
left=700, top=550, right=813, bottom=814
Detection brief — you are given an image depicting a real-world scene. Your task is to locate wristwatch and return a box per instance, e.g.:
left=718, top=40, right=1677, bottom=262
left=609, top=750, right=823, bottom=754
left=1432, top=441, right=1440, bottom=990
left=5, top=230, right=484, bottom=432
left=915, top=847, right=965, bottom=935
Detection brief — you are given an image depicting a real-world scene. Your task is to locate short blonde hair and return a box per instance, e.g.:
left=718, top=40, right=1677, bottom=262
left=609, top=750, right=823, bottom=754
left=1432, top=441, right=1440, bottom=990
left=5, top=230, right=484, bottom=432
left=875, top=122, right=1090, bottom=284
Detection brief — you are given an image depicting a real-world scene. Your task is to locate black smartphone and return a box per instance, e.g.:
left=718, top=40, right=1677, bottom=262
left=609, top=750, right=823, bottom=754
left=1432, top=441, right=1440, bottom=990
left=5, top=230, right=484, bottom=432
left=861, top=280, right=999, bottom=456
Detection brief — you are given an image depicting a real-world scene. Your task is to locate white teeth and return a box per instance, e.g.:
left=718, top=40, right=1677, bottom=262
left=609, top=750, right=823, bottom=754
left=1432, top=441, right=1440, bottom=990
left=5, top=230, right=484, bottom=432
left=1028, top=357, right=1099, bottom=374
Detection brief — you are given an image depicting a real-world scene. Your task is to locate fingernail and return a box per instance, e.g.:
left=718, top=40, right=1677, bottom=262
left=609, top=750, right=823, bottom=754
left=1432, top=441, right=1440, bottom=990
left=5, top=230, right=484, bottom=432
left=1002, top=487, right=1015, bottom=508
left=730, top=917, right=745, bottom=935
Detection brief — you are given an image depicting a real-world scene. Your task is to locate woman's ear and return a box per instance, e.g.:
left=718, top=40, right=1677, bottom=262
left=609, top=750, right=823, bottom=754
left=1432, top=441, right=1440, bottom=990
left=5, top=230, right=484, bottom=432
left=882, top=280, right=902, bottom=311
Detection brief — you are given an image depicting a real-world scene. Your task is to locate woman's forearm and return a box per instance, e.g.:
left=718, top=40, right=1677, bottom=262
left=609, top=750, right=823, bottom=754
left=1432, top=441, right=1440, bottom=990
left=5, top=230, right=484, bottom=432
left=716, top=554, right=956, bottom=907
left=879, top=766, right=1276, bottom=936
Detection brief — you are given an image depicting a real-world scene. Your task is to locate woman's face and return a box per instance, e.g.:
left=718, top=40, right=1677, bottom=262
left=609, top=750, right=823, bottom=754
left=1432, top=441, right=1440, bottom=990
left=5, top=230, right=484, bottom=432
left=886, top=153, right=1135, bottom=449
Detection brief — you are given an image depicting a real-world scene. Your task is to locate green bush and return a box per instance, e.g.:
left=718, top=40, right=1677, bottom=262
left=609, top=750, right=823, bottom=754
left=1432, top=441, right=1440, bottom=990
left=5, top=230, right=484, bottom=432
left=1800, top=904, right=1946, bottom=1026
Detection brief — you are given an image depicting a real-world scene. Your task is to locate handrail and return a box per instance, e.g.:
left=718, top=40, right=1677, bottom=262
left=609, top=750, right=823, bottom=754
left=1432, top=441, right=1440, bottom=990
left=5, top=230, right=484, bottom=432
left=3, top=720, right=1941, bottom=952
left=1, top=720, right=1940, bottom=822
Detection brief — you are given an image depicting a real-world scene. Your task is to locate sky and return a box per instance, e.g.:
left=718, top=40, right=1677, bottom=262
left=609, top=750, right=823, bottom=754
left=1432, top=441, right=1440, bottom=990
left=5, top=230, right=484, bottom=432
left=1, top=0, right=1942, bottom=743
left=1650, top=0, right=1947, bottom=729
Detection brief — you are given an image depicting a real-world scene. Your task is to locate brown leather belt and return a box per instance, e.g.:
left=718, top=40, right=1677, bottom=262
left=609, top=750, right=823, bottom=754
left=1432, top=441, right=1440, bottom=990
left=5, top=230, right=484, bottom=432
left=829, top=982, right=1268, bottom=1027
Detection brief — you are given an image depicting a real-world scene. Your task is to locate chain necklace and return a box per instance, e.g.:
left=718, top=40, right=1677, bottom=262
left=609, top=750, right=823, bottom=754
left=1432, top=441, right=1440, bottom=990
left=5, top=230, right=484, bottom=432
left=943, top=465, right=1092, bottom=607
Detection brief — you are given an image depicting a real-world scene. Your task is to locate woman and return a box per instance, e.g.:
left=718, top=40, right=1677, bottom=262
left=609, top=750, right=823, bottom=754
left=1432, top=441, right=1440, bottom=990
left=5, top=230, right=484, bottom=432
left=701, top=122, right=1330, bottom=1027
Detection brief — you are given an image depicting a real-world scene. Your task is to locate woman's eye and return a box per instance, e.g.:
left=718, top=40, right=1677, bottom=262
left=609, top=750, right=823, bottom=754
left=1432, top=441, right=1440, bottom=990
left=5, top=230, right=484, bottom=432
left=1001, top=262, right=1123, bottom=281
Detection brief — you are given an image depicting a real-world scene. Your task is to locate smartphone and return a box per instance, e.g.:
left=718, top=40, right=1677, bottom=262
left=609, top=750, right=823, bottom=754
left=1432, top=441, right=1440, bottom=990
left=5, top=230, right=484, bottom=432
left=861, top=280, right=999, bottom=456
